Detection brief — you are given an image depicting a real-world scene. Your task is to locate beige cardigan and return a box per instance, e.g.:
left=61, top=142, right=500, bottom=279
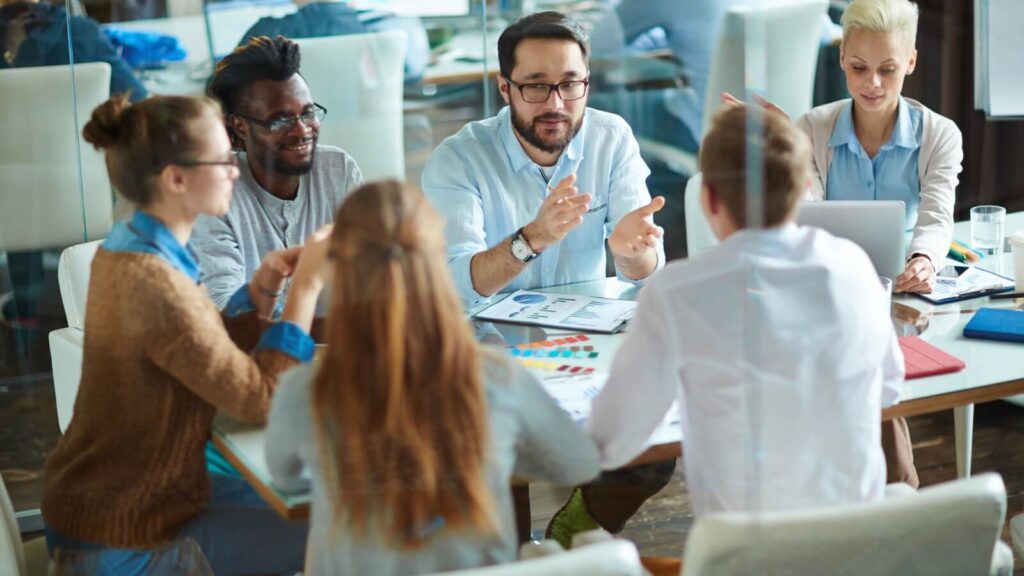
left=796, top=98, right=963, bottom=266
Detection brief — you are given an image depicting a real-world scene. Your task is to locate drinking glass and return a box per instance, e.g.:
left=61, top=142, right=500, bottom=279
left=970, top=205, right=1006, bottom=254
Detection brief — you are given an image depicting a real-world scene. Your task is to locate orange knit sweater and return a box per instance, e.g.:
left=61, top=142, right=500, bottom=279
left=42, top=250, right=298, bottom=548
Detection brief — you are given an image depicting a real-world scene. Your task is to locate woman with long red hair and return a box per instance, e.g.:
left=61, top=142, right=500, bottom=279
left=265, top=180, right=599, bottom=575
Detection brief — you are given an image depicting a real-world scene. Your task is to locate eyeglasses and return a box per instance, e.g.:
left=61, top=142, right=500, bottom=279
left=236, top=103, right=327, bottom=133
left=176, top=155, right=239, bottom=169
left=506, top=78, right=589, bottom=104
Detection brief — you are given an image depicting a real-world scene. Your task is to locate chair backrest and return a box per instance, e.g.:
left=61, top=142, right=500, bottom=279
left=1, top=471, right=26, bottom=576
left=703, top=0, right=826, bottom=139
left=684, top=173, right=719, bottom=257
left=295, top=32, right=407, bottom=182
left=58, top=240, right=103, bottom=329
left=426, top=540, right=644, bottom=576
left=683, top=473, right=1008, bottom=576
left=0, top=62, right=114, bottom=252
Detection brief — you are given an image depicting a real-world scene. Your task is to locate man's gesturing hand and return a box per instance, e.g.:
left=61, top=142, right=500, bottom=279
left=521, top=174, right=592, bottom=253
left=609, top=196, right=666, bottom=258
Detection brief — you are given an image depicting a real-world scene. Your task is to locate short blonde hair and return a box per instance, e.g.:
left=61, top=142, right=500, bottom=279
left=699, top=106, right=811, bottom=228
left=841, top=0, right=919, bottom=50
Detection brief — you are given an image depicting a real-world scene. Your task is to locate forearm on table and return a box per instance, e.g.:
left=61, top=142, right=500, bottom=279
left=469, top=238, right=528, bottom=297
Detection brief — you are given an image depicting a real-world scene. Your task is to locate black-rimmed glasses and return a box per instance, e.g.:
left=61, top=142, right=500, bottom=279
left=235, top=103, right=327, bottom=133
left=506, top=78, right=589, bottom=103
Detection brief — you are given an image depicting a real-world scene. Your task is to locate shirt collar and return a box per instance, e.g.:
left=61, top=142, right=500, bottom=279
left=129, top=211, right=202, bottom=283
left=722, top=222, right=802, bottom=255
left=828, top=97, right=919, bottom=154
left=889, top=97, right=919, bottom=149
left=498, top=106, right=585, bottom=173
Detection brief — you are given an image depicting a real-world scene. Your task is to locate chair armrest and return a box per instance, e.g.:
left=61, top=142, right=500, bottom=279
left=990, top=540, right=1013, bottom=576
left=885, top=482, right=917, bottom=499
left=49, top=327, right=84, bottom=434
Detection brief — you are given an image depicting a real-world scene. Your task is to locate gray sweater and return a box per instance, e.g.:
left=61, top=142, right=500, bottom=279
left=265, top=351, right=601, bottom=576
left=192, top=145, right=363, bottom=310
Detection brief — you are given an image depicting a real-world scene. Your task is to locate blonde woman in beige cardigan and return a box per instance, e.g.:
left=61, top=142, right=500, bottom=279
left=727, top=0, right=963, bottom=294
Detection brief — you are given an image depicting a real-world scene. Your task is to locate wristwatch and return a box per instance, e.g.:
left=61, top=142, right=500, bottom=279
left=510, top=227, right=538, bottom=263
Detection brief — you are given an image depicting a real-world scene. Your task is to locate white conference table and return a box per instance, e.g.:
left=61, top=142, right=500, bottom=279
left=213, top=213, right=1024, bottom=520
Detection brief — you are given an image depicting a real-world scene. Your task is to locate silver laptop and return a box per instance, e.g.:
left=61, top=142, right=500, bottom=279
left=796, top=200, right=906, bottom=279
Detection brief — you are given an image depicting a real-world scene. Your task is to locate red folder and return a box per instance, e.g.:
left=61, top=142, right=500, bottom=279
left=899, top=336, right=966, bottom=379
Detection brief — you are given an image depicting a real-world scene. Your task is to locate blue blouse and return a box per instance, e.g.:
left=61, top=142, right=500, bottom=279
left=826, top=97, right=923, bottom=232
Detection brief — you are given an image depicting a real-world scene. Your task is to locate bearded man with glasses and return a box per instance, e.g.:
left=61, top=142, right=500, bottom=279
left=194, top=35, right=363, bottom=313
left=422, top=11, right=674, bottom=550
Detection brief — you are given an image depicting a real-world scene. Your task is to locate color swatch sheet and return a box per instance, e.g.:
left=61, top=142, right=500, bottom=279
left=510, top=334, right=601, bottom=375
left=474, top=290, right=636, bottom=333
left=540, top=373, right=682, bottom=447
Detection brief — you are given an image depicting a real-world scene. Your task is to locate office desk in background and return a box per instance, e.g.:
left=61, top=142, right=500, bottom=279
left=213, top=220, right=1024, bottom=520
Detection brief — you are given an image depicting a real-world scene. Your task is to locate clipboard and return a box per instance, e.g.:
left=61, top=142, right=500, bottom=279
left=473, top=290, right=636, bottom=333
left=914, top=264, right=1015, bottom=305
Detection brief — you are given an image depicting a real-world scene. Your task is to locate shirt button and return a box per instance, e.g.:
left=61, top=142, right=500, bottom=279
left=866, top=181, right=873, bottom=188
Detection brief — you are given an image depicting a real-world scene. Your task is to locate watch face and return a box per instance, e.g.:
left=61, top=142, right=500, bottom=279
left=511, top=237, right=533, bottom=261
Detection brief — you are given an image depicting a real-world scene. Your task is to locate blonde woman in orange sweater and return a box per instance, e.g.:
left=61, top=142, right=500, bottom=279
left=41, top=93, right=328, bottom=574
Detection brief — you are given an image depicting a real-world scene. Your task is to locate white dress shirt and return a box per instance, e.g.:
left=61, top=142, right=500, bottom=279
left=588, top=223, right=904, bottom=517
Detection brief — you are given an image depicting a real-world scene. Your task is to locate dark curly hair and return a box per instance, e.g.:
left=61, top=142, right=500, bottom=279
left=206, top=35, right=302, bottom=141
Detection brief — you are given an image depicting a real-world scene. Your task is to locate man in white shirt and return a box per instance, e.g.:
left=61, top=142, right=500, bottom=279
left=589, top=106, right=906, bottom=516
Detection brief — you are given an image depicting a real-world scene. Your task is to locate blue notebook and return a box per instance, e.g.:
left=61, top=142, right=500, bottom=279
left=963, top=308, right=1024, bottom=343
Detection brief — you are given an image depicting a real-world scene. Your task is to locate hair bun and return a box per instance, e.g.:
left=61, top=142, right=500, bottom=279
left=82, top=94, right=133, bottom=149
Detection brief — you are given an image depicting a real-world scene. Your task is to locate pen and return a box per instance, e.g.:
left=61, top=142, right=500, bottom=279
left=989, top=291, right=1024, bottom=300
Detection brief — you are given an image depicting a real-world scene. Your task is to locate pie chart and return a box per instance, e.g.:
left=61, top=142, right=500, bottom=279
left=512, top=293, right=547, bottom=305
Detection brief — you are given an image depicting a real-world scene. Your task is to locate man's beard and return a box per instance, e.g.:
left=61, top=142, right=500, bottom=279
left=511, top=103, right=584, bottom=154
left=270, top=139, right=317, bottom=176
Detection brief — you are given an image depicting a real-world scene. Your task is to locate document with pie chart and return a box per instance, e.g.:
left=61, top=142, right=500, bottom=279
left=473, top=290, right=637, bottom=333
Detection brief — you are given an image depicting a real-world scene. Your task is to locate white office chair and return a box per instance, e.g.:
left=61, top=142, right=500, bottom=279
left=1, top=471, right=50, bottom=576
left=683, top=173, right=719, bottom=257
left=425, top=537, right=644, bottom=576
left=295, top=32, right=407, bottom=182
left=682, top=473, right=1013, bottom=576
left=0, top=62, right=113, bottom=251
left=48, top=240, right=102, bottom=433
left=638, top=0, right=827, bottom=177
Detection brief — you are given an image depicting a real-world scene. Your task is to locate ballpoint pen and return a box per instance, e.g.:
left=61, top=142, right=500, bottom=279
left=989, top=291, right=1024, bottom=300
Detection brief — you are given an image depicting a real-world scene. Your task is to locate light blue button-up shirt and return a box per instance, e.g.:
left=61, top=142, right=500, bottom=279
left=422, top=106, right=663, bottom=306
left=826, top=97, right=923, bottom=232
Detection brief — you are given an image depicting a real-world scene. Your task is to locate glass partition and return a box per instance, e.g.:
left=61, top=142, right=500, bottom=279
left=0, top=0, right=103, bottom=527
left=5, top=0, right=1022, bottom=571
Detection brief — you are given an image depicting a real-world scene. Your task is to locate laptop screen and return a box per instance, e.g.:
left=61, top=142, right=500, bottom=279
left=203, top=0, right=298, bottom=63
